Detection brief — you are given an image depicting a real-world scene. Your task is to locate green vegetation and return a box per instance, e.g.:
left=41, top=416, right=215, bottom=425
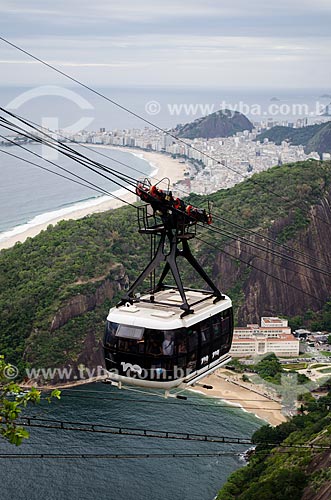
left=254, top=353, right=283, bottom=384
left=282, top=362, right=307, bottom=370
left=0, top=160, right=331, bottom=374
left=227, top=359, right=246, bottom=373
left=316, top=378, right=331, bottom=391
left=190, top=159, right=331, bottom=234
left=0, top=355, right=60, bottom=445
left=256, top=121, right=331, bottom=155
left=254, top=353, right=310, bottom=385
left=0, top=205, right=147, bottom=370
left=217, top=391, right=331, bottom=499
left=288, top=301, right=331, bottom=332
left=316, top=367, right=331, bottom=374
left=175, top=109, right=253, bottom=139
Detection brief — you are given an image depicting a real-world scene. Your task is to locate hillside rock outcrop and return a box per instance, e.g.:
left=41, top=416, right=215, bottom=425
left=50, top=263, right=129, bottom=331
left=213, top=195, right=331, bottom=323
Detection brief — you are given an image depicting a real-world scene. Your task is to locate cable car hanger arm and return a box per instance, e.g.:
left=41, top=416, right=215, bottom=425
left=117, top=180, right=224, bottom=315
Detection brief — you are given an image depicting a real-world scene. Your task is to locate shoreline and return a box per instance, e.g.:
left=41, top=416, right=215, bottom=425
left=22, top=368, right=286, bottom=427
left=189, top=370, right=286, bottom=426
left=0, top=146, right=187, bottom=250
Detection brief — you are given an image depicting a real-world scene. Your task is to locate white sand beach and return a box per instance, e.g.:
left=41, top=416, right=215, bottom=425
left=190, top=369, right=286, bottom=426
left=0, top=146, right=187, bottom=250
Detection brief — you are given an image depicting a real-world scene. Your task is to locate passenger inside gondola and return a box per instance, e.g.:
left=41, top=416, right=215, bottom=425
left=147, top=338, right=162, bottom=356
left=177, top=336, right=187, bottom=354
left=118, top=338, right=138, bottom=354
left=162, top=332, right=174, bottom=356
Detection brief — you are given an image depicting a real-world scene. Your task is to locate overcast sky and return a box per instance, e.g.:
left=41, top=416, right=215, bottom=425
left=0, top=0, right=330, bottom=89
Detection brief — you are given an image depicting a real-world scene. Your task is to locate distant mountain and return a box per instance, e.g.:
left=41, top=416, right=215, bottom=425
left=173, top=109, right=254, bottom=139
left=256, top=121, right=331, bottom=155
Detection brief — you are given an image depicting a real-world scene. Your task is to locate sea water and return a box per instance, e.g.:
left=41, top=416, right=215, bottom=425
left=0, top=144, right=153, bottom=236
left=0, top=383, right=262, bottom=500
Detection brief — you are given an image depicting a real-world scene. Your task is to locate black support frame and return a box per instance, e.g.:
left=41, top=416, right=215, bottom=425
left=118, top=203, right=224, bottom=315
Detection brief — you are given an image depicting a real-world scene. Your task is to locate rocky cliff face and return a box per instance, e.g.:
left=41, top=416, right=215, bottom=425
left=25, top=263, right=129, bottom=383
left=50, top=264, right=129, bottom=331
left=8, top=160, right=329, bottom=381
left=301, top=450, right=331, bottom=500
left=212, top=195, right=331, bottom=324
left=48, top=197, right=331, bottom=344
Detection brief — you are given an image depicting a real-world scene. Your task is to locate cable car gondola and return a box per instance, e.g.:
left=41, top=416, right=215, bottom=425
left=104, top=179, right=233, bottom=390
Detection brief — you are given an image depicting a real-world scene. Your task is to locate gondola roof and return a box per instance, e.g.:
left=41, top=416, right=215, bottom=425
left=107, top=288, right=232, bottom=330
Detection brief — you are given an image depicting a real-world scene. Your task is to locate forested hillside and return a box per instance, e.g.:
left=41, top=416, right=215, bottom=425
left=256, top=122, right=331, bottom=155
left=217, top=388, right=331, bottom=500
left=1, top=160, right=331, bottom=376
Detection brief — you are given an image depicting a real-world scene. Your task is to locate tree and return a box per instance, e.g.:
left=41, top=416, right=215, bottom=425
left=0, top=355, right=60, bottom=445
left=254, top=353, right=283, bottom=381
left=228, top=358, right=245, bottom=373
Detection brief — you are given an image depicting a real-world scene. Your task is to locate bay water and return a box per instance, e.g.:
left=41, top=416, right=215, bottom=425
left=0, top=144, right=153, bottom=236
left=0, top=383, right=262, bottom=500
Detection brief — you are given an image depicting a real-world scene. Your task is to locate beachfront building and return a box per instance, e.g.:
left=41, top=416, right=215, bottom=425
left=230, top=317, right=300, bottom=357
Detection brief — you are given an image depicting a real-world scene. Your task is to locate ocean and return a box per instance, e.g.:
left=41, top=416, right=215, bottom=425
left=0, top=144, right=153, bottom=239
left=0, top=383, right=262, bottom=500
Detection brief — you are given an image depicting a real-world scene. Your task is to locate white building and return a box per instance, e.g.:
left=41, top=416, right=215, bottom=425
left=230, top=317, right=299, bottom=357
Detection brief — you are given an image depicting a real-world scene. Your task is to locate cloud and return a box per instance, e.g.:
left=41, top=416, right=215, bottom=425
left=0, top=1, right=330, bottom=89
left=0, top=0, right=243, bottom=23
left=2, top=0, right=331, bottom=21
left=1, top=0, right=331, bottom=31
left=0, top=59, right=149, bottom=69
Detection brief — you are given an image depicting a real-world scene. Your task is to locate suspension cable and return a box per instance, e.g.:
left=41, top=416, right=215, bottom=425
left=0, top=119, right=138, bottom=194
left=198, top=223, right=331, bottom=278
left=2, top=107, right=331, bottom=278
left=2, top=108, right=331, bottom=290
left=17, top=416, right=331, bottom=451
left=195, top=236, right=326, bottom=304
left=1, top=35, right=330, bottom=230
left=2, top=105, right=329, bottom=271
left=0, top=133, right=137, bottom=208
